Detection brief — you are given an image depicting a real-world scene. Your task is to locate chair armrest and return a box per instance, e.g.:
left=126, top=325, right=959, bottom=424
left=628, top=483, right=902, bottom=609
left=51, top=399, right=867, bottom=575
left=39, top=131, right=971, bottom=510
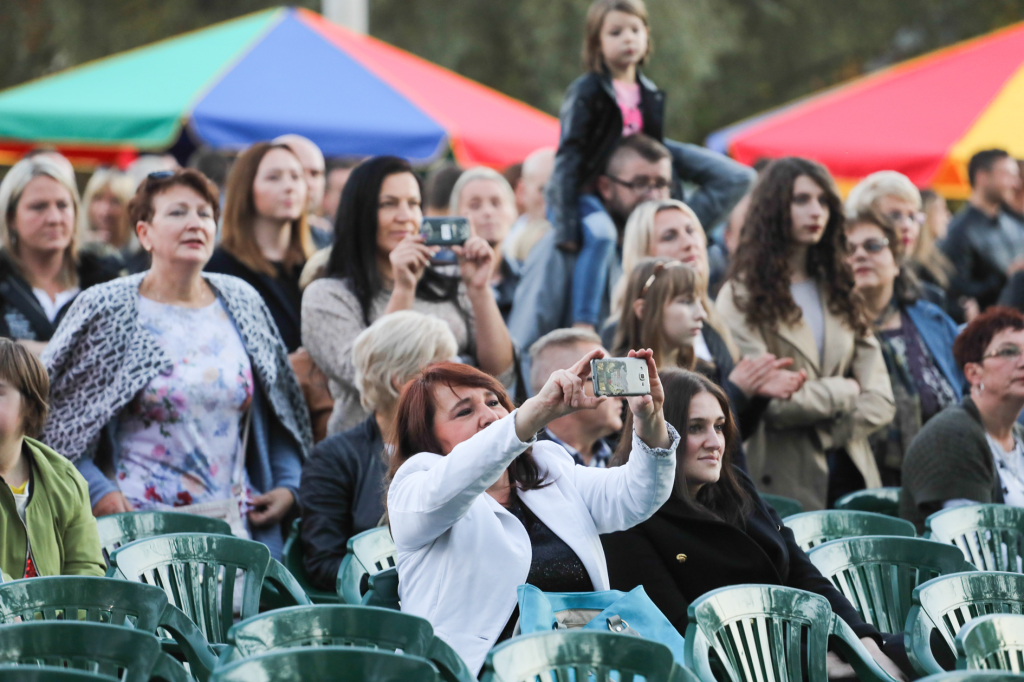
left=830, top=615, right=902, bottom=682
left=904, top=605, right=946, bottom=677
left=159, top=603, right=220, bottom=682
left=337, top=553, right=365, bottom=605
left=264, top=558, right=312, bottom=606
left=152, top=650, right=192, bottom=682
left=683, top=624, right=721, bottom=682
left=428, top=636, right=476, bottom=682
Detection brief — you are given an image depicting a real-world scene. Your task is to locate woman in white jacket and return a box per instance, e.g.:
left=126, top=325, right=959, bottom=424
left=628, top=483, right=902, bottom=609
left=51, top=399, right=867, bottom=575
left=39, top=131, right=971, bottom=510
left=386, top=348, right=678, bottom=674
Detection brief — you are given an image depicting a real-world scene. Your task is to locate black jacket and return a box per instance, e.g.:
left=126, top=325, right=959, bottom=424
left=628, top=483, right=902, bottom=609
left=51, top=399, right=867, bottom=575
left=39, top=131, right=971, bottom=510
left=0, top=249, right=123, bottom=341
left=204, top=248, right=304, bottom=352
left=299, top=414, right=387, bottom=591
left=601, top=469, right=880, bottom=642
left=547, top=70, right=753, bottom=244
left=942, top=204, right=1024, bottom=310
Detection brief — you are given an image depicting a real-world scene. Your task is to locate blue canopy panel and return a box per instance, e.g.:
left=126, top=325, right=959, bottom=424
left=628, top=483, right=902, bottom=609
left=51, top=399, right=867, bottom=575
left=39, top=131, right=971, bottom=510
left=189, top=12, right=447, bottom=161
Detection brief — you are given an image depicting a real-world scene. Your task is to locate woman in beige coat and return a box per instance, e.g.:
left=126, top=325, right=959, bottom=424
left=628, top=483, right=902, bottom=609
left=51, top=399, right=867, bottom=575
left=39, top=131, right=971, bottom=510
left=717, top=158, right=895, bottom=510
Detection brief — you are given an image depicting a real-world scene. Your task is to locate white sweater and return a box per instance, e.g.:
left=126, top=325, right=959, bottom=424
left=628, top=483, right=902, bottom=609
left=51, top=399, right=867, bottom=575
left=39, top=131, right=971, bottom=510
left=388, top=411, right=678, bottom=674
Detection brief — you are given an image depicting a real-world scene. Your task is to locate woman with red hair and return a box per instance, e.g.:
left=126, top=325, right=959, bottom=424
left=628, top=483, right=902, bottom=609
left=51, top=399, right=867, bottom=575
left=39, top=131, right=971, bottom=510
left=386, top=348, right=678, bottom=674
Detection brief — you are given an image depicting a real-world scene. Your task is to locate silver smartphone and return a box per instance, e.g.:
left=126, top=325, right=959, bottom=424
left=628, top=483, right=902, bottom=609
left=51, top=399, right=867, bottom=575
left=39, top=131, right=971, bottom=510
left=421, top=216, right=471, bottom=247
left=591, top=357, right=651, bottom=397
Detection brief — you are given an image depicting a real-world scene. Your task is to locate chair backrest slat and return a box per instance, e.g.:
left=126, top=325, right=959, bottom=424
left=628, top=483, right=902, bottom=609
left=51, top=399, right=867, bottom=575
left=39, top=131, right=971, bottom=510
left=927, top=505, right=1024, bottom=573
left=109, top=532, right=270, bottom=644
left=807, top=536, right=976, bottom=635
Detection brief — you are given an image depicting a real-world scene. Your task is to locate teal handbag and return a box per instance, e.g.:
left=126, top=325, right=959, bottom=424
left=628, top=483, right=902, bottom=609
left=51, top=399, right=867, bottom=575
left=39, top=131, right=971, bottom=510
left=516, top=584, right=686, bottom=664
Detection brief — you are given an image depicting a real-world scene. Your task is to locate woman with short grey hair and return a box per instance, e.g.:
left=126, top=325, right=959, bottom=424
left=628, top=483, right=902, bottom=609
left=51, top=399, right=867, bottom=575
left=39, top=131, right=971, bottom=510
left=299, top=310, right=458, bottom=590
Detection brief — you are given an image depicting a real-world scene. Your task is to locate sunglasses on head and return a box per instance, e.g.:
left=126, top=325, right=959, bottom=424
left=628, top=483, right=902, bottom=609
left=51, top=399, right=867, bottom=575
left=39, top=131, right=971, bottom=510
left=146, top=170, right=175, bottom=181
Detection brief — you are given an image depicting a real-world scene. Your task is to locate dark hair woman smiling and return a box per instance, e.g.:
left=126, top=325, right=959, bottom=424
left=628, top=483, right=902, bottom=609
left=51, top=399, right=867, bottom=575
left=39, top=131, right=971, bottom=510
left=302, top=156, right=515, bottom=437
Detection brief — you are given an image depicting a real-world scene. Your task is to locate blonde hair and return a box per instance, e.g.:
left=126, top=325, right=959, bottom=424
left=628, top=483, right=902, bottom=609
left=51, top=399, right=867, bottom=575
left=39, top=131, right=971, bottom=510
left=353, top=311, right=459, bottom=413
left=449, top=167, right=517, bottom=221
left=916, top=192, right=954, bottom=288
left=0, top=157, right=80, bottom=288
left=582, top=0, right=652, bottom=73
left=612, top=199, right=738, bottom=360
left=844, top=170, right=921, bottom=219
left=79, top=168, right=135, bottom=249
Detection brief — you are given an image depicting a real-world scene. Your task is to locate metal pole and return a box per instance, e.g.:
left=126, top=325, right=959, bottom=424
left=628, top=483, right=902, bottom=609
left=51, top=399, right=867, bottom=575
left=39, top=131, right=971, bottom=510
left=321, top=0, right=369, bottom=34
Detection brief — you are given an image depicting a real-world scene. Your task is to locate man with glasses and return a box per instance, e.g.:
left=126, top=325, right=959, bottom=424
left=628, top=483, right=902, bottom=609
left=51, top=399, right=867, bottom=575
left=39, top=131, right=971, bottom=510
left=509, top=134, right=752, bottom=389
left=943, top=149, right=1024, bottom=311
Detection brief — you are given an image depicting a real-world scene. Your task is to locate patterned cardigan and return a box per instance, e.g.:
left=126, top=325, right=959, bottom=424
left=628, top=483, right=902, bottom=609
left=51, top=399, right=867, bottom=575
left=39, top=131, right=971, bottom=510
left=41, top=272, right=313, bottom=475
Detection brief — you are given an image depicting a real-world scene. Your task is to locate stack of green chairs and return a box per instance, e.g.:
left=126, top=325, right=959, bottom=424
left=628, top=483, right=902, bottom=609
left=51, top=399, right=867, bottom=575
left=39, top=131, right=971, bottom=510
left=760, top=494, right=803, bottom=519
left=481, top=630, right=688, bottom=682
left=784, top=510, right=916, bottom=551
left=211, top=648, right=439, bottom=682
left=955, top=613, right=1024, bottom=672
left=0, top=576, right=218, bottom=681
left=107, top=533, right=309, bottom=647
left=906, top=572, right=1024, bottom=676
left=834, top=488, right=902, bottom=517
left=807, top=536, right=976, bottom=634
left=926, top=505, right=1024, bottom=573
left=684, top=584, right=900, bottom=682
left=281, top=518, right=342, bottom=604
left=95, top=511, right=231, bottom=568
left=0, top=621, right=188, bottom=682
left=219, top=604, right=473, bottom=682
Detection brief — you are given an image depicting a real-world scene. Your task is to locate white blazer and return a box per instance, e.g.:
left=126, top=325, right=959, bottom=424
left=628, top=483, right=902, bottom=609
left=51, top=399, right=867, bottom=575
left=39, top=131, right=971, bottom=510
left=387, top=411, right=678, bottom=674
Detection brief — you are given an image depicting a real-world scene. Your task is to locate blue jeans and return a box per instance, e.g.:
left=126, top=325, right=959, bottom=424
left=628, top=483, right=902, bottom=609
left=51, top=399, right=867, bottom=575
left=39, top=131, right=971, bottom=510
left=565, top=195, right=617, bottom=327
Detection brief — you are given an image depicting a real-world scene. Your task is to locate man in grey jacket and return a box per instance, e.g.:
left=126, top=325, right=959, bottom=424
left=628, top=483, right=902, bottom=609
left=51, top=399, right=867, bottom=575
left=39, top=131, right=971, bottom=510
left=509, top=134, right=753, bottom=387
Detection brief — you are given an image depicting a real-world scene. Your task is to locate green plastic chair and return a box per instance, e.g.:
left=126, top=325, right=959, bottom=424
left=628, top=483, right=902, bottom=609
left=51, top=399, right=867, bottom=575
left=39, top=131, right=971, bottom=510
left=107, top=533, right=310, bottom=645
left=336, top=553, right=363, bottom=604
left=335, top=527, right=397, bottom=605
left=362, top=566, right=401, bottom=610
left=684, top=584, right=900, bottom=682
left=784, top=510, right=916, bottom=551
left=916, top=673, right=1024, bottom=682
left=760, top=494, right=803, bottom=519
left=0, top=667, right=117, bottom=682
left=807, top=536, right=977, bottom=635
left=926, top=505, right=1024, bottom=573
left=834, top=488, right=902, bottom=517
left=209, top=646, right=439, bottom=682
left=221, top=604, right=473, bottom=682
left=0, top=621, right=188, bottom=682
left=95, top=512, right=232, bottom=568
left=280, top=518, right=342, bottom=605
left=955, top=613, right=1024, bottom=672
left=480, top=630, right=678, bottom=682
left=0, top=576, right=218, bottom=681
left=906, top=572, right=1024, bottom=676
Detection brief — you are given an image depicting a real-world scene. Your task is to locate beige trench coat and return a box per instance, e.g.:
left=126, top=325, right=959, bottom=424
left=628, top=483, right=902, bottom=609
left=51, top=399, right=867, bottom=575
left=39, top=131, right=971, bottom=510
left=716, top=280, right=895, bottom=510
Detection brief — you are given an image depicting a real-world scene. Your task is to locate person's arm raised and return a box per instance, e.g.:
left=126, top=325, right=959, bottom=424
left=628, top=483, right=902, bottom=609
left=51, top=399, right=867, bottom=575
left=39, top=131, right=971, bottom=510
left=514, top=347, right=607, bottom=441
left=453, top=237, right=515, bottom=377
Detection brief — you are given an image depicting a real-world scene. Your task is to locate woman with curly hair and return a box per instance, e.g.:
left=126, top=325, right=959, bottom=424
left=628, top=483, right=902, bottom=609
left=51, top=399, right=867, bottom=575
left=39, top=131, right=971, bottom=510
left=716, top=158, right=895, bottom=510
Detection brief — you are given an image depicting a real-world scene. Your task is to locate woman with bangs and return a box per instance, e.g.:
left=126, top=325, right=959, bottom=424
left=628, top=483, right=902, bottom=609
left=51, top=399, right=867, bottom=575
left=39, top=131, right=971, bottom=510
left=717, top=157, right=895, bottom=510
left=386, top=349, right=678, bottom=675
left=613, top=257, right=805, bottom=447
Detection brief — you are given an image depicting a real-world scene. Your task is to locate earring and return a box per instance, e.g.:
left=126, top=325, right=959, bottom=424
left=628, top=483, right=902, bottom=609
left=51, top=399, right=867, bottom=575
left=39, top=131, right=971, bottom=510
left=981, top=383, right=986, bottom=393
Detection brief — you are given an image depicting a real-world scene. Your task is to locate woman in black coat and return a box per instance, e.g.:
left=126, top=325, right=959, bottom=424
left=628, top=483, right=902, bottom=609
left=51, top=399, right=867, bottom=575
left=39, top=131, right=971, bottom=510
left=601, top=369, right=910, bottom=680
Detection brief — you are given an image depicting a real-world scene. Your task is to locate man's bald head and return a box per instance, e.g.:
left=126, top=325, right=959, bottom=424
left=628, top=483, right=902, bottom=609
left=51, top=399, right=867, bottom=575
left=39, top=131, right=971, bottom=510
left=274, top=134, right=326, bottom=214
left=517, top=147, right=556, bottom=220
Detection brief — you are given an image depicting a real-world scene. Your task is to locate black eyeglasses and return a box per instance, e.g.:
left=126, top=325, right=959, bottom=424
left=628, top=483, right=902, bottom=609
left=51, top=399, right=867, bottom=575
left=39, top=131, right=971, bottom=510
left=845, top=238, right=890, bottom=257
left=605, top=174, right=672, bottom=193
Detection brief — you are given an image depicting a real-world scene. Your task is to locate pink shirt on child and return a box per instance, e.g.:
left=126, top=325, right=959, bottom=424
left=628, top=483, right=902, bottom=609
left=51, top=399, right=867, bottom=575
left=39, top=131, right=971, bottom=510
left=613, top=80, right=643, bottom=137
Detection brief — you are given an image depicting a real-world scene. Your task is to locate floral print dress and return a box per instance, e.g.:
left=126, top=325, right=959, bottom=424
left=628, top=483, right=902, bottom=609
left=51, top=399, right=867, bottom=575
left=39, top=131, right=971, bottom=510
left=116, top=296, right=254, bottom=514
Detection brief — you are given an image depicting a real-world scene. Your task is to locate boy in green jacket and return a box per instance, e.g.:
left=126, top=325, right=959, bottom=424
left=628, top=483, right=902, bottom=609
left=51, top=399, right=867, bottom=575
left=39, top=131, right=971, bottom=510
left=0, top=339, right=104, bottom=581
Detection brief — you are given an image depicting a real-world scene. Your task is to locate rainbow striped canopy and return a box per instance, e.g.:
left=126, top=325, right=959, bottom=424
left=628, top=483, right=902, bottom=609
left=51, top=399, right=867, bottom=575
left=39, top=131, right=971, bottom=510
left=707, top=21, right=1024, bottom=198
left=0, top=7, right=558, bottom=168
